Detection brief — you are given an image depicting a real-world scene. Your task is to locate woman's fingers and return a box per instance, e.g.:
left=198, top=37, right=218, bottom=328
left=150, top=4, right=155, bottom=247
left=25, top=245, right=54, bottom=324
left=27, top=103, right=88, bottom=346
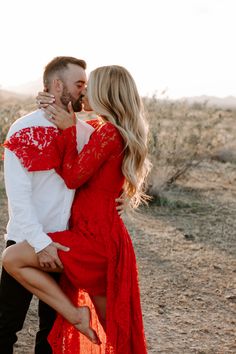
left=37, top=91, right=55, bottom=99
left=42, top=105, right=57, bottom=116
left=67, top=102, right=76, bottom=124
left=43, top=104, right=65, bottom=115
left=39, top=103, right=52, bottom=108
left=68, top=101, right=74, bottom=113
left=36, top=92, right=55, bottom=107
left=42, top=104, right=75, bottom=130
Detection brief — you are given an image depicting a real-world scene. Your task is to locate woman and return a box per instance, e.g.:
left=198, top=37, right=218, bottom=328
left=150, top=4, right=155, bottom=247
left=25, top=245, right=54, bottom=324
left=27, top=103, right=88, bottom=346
left=2, top=65, right=151, bottom=353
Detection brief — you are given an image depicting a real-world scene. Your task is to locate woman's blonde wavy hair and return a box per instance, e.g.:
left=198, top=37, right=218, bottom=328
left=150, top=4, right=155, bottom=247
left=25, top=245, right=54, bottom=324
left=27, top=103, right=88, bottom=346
left=87, top=65, right=151, bottom=208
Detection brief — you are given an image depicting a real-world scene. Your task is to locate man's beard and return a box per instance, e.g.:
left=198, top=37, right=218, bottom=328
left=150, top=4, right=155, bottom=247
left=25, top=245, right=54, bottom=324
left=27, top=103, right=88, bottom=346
left=60, top=86, right=83, bottom=112
left=72, top=96, right=83, bottom=112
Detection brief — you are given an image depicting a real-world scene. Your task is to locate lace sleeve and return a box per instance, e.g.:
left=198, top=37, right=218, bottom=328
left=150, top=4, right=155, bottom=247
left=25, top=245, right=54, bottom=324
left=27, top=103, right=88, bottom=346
left=56, top=121, right=123, bottom=189
left=3, top=126, right=61, bottom=171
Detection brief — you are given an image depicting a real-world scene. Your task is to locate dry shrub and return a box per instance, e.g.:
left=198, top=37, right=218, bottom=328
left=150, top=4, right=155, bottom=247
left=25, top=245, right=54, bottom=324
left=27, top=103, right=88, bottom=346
left=0, top=97, right=35, bottom=170
left=144, top=95, right=228, bottom=198
left=0, top=95, right=234, bottom=201
left=0, top=98, right=35, bottom=142
left=212, top=145, right=236, bottom=164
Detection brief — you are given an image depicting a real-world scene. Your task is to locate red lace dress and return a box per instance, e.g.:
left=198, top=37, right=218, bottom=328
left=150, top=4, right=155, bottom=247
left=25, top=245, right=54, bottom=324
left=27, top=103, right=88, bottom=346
left=5, top=119, right=147, bottom=354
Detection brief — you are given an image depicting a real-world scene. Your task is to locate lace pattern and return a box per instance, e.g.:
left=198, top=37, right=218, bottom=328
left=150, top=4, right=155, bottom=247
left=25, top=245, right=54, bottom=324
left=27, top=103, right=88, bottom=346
left=3, top=126, right=60, bottom=171
left=4, top=120, right=147, bottom=353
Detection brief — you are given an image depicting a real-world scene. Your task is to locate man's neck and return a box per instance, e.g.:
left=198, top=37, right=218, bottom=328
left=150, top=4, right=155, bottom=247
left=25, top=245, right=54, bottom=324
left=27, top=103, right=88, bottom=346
left=47, top=91, right=67, bottom=112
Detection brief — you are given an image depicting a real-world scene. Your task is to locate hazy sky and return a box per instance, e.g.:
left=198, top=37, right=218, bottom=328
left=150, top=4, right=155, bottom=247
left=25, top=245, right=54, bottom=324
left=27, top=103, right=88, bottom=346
left=0, top=0, right=235, bottom=98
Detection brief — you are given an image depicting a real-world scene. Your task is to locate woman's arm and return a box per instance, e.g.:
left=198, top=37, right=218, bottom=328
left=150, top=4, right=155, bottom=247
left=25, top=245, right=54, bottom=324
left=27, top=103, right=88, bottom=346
left=56, top=122, right=123, bottom=189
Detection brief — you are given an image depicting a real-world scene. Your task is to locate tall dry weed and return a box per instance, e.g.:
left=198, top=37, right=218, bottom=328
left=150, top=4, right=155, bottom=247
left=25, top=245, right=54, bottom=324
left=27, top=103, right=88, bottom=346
left=144, top=95, right=227, bottom=198
left=0, top=97, right=35, bottom=172
left=0, top=95, right=233, bottom=200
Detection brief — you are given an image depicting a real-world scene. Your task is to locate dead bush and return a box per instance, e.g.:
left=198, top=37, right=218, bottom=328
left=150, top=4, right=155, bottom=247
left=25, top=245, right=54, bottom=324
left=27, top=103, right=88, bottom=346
left=144, top=95, right=229, bottom=198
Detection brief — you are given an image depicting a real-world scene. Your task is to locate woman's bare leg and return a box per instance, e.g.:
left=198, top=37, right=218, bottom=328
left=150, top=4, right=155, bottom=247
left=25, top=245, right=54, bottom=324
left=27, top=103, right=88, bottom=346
left=91, top=295, right=107, bottom=331
left=2, top=242, right=100, bottom=344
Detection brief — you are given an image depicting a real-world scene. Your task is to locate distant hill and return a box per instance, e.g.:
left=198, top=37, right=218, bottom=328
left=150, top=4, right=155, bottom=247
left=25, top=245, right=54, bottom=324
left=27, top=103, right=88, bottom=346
left=180, top=95, right=236, bottom=109
left=0, top=89, right=30, bottom=102
left=6, top=78, right=43, bottom=96
left=3, top=80, right=236, bottom=109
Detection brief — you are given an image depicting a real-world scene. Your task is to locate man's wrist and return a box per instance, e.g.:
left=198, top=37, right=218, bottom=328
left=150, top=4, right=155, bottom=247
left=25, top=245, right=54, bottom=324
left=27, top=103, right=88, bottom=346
left=33, top=237, right=53, bottom=253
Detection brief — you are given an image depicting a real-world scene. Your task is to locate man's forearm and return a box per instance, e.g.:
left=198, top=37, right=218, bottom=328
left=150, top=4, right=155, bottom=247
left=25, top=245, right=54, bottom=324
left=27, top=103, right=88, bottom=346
left=4, top=148, right=52, bottom=252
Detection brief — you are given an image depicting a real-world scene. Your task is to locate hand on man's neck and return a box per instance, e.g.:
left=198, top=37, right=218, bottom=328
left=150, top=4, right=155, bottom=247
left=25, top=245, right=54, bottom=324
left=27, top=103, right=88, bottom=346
left=47, top=89, right=68, bottom=112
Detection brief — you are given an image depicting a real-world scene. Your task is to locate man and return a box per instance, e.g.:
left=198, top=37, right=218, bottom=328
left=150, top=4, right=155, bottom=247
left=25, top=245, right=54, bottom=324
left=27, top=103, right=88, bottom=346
left=0, top=56, right=93, bottom=354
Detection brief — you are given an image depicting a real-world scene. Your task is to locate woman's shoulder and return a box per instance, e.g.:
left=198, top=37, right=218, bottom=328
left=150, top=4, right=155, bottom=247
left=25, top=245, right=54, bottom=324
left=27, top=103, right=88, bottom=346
left=86, top=119, right=123, bottom=151
left=99, top=121, right=123, bottom=141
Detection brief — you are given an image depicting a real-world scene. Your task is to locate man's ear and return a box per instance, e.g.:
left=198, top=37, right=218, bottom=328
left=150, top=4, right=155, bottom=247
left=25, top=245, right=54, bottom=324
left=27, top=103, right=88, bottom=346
left=52, top=78, right=63, bottom=93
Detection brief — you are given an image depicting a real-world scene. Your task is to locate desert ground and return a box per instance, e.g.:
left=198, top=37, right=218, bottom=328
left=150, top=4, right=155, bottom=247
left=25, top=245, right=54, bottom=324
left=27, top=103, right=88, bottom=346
left=0, top=96, right=235, bottom=353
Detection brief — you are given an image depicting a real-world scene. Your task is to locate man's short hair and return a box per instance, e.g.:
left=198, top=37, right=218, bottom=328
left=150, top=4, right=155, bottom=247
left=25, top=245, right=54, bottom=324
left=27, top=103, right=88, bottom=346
left=43, top=56, right=87, bottom=89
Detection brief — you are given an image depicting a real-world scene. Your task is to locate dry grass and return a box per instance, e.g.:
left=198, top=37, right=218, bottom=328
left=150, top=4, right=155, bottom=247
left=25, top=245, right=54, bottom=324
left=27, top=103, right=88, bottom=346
left=0, top=96, right=235, bottom=353
left=145, top=95, right=236, bottom=198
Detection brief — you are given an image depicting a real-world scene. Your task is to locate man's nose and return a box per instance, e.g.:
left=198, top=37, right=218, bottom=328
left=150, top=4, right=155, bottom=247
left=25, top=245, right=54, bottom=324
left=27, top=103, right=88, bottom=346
left=81, top=88, right=87, bottom=96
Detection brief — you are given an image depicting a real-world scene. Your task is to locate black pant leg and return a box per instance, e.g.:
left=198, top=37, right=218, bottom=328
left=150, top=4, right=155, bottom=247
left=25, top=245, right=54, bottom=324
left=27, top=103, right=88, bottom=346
left=0, top=240, right=32, bottom=354
left=34, top=272, right=61, bottom=354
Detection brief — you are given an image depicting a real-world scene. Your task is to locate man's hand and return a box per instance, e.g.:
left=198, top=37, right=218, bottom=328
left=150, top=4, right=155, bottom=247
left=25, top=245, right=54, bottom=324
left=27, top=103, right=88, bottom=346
left=37, top=242, right=70, bottom=270
left=116, top=195, right=127, bottom=216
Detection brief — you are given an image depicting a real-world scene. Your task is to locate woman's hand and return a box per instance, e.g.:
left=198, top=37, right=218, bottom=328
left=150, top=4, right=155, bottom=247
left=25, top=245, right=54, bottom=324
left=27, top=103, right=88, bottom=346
left=43, top=102, right=76, bottom=130
left=36, top=91, right=55, bottom=108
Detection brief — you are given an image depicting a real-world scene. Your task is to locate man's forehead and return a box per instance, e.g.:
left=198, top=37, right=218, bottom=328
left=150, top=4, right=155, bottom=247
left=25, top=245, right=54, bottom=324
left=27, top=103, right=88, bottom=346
left=75, top=79, right=86, bottom=84
left=66, top=64, right=86, bottom=81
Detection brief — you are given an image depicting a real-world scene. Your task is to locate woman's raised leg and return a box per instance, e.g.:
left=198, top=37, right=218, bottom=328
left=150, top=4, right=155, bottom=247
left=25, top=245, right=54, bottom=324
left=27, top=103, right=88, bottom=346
left=91, top=295, right=107, bottom=331
left=2, top=242, right=100, bottom=345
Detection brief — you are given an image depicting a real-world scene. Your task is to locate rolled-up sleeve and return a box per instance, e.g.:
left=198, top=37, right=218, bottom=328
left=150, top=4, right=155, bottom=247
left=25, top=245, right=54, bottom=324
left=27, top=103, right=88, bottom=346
left=4, top=148, right=52, bottom=253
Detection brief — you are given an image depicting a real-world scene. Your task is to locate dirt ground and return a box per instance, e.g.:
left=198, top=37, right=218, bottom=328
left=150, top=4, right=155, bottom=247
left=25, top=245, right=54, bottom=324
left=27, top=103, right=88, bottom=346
left=0, top=158, right=235, bottom=354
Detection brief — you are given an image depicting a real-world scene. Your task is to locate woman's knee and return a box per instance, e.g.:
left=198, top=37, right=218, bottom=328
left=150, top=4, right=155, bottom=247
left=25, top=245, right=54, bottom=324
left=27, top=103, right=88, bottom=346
left=1, top=242, right=30, bottom=274
left=2, top=245, right=19, bottom=274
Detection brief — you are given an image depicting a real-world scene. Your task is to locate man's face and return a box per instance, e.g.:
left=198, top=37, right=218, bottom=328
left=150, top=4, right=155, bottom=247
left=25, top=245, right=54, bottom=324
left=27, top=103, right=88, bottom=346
left=60, top=63, right=87, bottom=112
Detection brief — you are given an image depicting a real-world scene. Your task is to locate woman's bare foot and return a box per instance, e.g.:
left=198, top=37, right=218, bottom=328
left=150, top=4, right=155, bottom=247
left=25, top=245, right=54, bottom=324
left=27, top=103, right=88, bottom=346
left=74, top=306, right=101, bottom=345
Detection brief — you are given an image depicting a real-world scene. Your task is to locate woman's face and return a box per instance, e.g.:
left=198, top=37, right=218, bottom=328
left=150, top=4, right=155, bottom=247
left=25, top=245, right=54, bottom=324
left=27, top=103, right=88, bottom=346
left=81, top=87, right=93, bottom=112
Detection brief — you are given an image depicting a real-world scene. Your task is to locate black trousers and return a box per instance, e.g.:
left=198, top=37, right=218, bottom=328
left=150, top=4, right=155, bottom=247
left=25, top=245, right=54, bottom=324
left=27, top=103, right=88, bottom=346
left=0, top=240, right=60, bottom=354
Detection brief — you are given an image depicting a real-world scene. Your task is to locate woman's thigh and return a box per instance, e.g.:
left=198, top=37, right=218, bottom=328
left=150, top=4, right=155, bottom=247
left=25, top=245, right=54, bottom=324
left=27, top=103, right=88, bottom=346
left=2, top=241, right=62, bottom=273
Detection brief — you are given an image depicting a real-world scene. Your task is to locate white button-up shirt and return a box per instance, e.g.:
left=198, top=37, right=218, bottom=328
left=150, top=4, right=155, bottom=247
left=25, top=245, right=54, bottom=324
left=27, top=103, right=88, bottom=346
left=4, top=109, right=94, bottom=252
